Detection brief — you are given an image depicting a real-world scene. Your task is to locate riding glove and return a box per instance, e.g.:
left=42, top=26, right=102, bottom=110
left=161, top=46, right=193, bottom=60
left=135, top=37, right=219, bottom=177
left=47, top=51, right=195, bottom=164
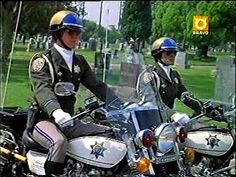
left=53, top=109, right=74, bottom=127
left=171, top=112, right=190, bottom=126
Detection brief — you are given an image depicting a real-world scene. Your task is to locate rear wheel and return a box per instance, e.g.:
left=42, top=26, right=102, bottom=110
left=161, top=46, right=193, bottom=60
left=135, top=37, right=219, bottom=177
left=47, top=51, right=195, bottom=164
left=0, top=160, right=13, bottom=177
left=0, top=159, right=26, bottom=177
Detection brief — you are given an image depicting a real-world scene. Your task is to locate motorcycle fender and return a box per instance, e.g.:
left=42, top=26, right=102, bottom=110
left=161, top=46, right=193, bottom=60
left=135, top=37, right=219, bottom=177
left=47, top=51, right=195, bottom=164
left=67, top=136, right=127, bottom=168
left=26, top=150, right=47, bottom=176
left=184, top=130, right=234, bottom=156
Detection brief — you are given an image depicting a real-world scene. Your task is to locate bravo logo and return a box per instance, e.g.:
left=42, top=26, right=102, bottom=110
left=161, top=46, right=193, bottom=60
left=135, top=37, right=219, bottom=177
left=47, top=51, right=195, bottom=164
left=192, top=16, right=209, bottom=35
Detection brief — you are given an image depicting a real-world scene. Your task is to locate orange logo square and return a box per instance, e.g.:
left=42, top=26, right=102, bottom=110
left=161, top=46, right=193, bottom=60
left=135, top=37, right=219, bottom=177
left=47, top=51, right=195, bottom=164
left=193, top=16, right=209, bottom=31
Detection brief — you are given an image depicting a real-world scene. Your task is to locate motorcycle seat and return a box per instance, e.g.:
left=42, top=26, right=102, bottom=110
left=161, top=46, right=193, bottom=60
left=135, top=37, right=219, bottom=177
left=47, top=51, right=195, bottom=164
left=22, top=129, right=48, bottom=153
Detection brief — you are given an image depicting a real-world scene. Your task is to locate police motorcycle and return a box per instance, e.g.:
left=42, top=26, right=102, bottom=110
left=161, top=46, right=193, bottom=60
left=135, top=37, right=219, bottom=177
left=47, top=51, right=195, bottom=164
left=102, top=65, right=190, bottom=177
left=0, top=88, right=130, bottom=177
left=179, top=93, right=236, bottom=177
left=0, top=65, right=188, bottom=177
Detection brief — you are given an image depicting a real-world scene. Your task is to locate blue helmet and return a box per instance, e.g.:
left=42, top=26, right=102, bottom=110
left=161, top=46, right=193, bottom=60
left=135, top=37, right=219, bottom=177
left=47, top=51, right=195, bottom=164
left=151, top=37, right=178, bottom=56
left=49, top=10, right=84, bottom=32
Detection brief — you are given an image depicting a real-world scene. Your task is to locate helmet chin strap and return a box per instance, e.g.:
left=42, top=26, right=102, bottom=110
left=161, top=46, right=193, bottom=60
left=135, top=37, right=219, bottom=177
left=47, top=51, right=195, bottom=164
left=57, top=29, right=72, bottom=50
left=58, top=38, right=72, bottom=50
left=159, top=58, right=169, bottom=66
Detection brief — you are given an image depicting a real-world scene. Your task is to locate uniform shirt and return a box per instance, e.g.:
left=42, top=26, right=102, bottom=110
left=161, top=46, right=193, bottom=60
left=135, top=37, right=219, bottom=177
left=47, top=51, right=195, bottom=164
left=137, top=63, right=202, bottom=113
left=153, top=63, right=187, bottom=109
left=30, top=46, right=110, bottom=118
left=158, top=62, right=172, bottom=81
left=136, top=63, right=187, bottom=109
left=54, top=43, right=73, bottom=72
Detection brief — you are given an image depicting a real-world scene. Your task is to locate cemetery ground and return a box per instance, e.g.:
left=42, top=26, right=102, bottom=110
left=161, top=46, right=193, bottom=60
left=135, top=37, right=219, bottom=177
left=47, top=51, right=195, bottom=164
left=1, top=43, right=229, bottom=128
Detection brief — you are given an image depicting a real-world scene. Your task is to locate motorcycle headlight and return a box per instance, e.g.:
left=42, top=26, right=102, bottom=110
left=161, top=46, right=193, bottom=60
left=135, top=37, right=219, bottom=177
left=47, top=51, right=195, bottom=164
left=154, top=123, right=177, bottom=154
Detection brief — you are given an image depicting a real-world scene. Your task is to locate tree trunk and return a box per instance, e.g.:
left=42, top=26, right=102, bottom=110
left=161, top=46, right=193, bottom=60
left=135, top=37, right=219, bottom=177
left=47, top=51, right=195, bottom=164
left=182, top=30, right=187, bottom=51
left=0, top=2, right=17, bottom=63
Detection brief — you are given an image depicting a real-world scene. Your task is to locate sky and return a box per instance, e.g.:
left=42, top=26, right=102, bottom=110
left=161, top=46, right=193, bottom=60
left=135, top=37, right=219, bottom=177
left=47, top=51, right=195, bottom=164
left=83, top=1, right=121, bottom=29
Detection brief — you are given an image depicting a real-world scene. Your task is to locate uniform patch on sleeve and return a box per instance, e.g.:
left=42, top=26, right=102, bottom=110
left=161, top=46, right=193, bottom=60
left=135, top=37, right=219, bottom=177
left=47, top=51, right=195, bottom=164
left=31, top=58, right=46, bottom=72
left=143, top=72, right=153, bottom=84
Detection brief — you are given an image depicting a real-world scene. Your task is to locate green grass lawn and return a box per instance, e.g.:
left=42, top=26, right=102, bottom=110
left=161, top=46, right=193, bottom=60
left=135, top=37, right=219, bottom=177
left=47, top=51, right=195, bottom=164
left=1, top=44, right=218, bottom=115
left=174, top=66, right=216, bottom=114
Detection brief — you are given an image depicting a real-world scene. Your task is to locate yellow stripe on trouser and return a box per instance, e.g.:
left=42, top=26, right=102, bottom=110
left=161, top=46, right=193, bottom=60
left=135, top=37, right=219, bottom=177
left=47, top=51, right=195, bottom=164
left=0, top=146, right=27, bottom=162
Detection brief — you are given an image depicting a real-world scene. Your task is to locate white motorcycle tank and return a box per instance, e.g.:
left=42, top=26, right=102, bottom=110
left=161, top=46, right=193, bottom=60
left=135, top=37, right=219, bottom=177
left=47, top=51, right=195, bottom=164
left=26, top=150, right=47, bottom=176
left=184, top=130, right=234, bottom=156
left=67, top=136, right=127, bottom=168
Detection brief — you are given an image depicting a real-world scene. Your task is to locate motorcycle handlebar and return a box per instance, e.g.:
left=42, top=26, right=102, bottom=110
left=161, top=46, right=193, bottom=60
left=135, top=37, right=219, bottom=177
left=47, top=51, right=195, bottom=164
left=181, top=92, right=227, bottom=122
left=72, top=102, right=105, bottom=120
left=181, top=92, right=203, bottom=108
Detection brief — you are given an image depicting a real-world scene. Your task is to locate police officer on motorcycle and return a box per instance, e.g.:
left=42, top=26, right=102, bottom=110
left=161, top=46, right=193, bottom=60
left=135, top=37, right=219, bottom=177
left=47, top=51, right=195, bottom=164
left=137, top=37, right=202, bottom=115
left=28, top=10, right=111, bottom=177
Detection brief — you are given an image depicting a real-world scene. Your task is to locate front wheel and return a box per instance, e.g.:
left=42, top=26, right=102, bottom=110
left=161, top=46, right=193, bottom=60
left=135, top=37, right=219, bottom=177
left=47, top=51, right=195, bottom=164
left=152, top=161, right=180, bottom=177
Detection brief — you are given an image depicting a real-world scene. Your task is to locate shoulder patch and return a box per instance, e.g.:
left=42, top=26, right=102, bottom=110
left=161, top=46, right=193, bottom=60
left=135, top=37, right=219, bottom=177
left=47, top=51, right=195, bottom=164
left=31, top=58, right=46, bottom=72
left=143, top=72, right=153, bottom=84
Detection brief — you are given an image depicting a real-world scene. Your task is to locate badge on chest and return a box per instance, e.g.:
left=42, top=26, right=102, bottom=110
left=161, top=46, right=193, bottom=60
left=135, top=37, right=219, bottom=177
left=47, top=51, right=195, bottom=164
left=74, top=65, right=81, bottom=74
left=173, top=77, right=179, bottom=84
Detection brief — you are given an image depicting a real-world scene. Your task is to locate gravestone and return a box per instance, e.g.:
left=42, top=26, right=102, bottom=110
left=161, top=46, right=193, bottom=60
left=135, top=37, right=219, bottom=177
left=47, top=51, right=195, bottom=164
left=119, top=43, right=124, bottom=51
left=77, top=41, right=81, bottom=49
left=43, top=36, right=47, bottom=43
left=214, top=56, right=235, bottom=104
left=45, top=36, right=53, bottom=50
left=113, top=49, right=118, bottom=59
left=115, top=39, right=119, bottom=44
left=21, top=35, right=26, bottom=45
left=120, top=62, right=143, bottom=88
left=34, top=34, right=41, bottom=49
left=97, top=42, right=103, bottom=52
left=45, top=40, right=50, bottom=50
left=81, top=42, right=89, bottom=49
left=16, top=33, right=21, bottom=42
left=26, top=38, right=34, bottom=52
left=88, top=38, right=97, bottom=51
left=94, top=52, right=111, bottom=74
left=174, top=52, right=191, bottom=69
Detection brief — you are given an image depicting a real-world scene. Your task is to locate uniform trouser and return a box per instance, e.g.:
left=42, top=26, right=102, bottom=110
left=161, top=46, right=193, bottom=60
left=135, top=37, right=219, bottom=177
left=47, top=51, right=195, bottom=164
left=32, top=119, right=109, bottom=174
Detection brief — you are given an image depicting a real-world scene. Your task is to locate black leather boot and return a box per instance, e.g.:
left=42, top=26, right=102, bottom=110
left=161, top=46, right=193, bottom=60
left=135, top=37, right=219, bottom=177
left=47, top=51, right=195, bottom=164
left=44, top=161, right=64, bottom=177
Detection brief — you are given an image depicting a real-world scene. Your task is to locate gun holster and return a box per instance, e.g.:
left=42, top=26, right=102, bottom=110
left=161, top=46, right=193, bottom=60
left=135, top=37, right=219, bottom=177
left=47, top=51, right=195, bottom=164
left=26, top=104, right=39, bottom=132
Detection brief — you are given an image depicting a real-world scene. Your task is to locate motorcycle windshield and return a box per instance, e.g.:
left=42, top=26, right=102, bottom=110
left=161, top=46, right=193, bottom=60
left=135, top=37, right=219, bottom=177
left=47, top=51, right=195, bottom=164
left=104, top=61, right=171, bottom=136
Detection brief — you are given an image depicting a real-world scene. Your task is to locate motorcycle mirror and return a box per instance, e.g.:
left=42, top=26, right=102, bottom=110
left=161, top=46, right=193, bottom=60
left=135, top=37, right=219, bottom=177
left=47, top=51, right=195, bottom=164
left=54, top=82, right=76, bottom=96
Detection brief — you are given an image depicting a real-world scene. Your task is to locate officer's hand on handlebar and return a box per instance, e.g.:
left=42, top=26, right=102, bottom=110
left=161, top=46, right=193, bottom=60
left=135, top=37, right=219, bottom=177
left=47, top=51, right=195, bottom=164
left=171, top=112, right=190, bottom=126
left=203, top=103, right=225, bottom=122
left=208, top=108, right=224, bottom=122
left=53, top=109, right=74, bottom=127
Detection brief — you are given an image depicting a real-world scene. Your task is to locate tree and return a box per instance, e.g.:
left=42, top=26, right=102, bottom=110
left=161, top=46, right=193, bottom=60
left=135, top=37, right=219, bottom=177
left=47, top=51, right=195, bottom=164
left=64, top=1, right=87, bottom=19
left=153, top=2, right=198, bottom=50
left=83, top=19, right=99, bottom=41
left=120, top=1, right=152, bottom=52
left=153, top=1, right=236, bottom=56
left=107, top=26, right=121, bottom=44
left=0, top=1, right=18, bottom=63
left=187, top=1, right=236, bottom=57
left=0, top=1, right=65, bottom=68
left=19, top=1, right=65, bottom=36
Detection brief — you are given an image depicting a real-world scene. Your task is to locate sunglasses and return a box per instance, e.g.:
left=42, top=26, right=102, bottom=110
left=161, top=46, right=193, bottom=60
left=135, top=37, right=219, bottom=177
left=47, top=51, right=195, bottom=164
left=164, top=51, right=177, bottom=56
left=66, top=29, right=81, bottom=36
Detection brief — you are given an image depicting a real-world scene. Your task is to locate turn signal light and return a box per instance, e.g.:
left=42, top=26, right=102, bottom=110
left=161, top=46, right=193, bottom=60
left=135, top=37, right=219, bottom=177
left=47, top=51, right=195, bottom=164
left=185, top=148, right=195, bottom=162
left=136, top=157, right=151, bottom=173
